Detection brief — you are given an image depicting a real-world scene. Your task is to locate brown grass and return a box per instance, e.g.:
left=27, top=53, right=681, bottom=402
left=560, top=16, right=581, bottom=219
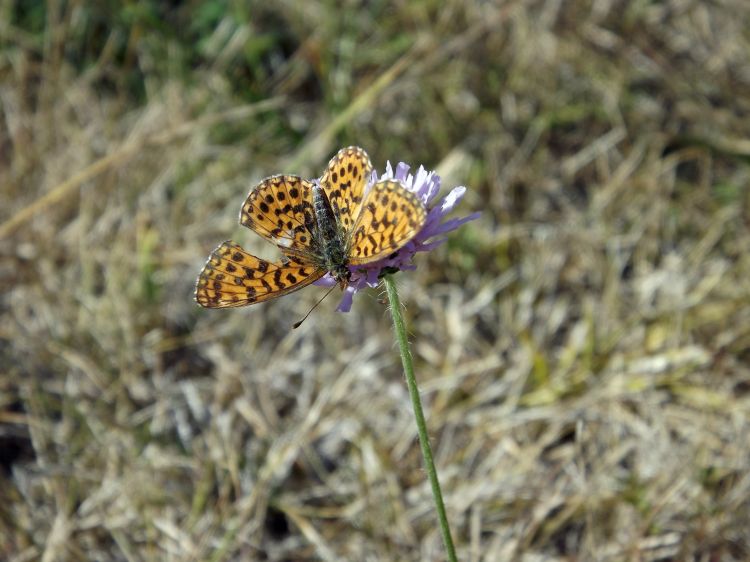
left=2, top=1, right=750, bottom=560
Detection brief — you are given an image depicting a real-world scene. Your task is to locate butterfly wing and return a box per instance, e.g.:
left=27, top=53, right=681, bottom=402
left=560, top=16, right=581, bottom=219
left=240, top=175, right=317, bottom=252
left=195, top=241, right=325, bottom=308
left=319, top=146, right=373, bottom=232
left=347, top=180, right=426, bottom=265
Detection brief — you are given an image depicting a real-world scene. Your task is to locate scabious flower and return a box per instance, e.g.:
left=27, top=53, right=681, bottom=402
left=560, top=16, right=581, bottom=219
left=316, top=160, right=480, bottom=312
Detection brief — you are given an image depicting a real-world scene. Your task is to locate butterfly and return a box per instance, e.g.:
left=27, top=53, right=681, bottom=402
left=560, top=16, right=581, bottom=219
left=195, top=146, right=427, bottom=309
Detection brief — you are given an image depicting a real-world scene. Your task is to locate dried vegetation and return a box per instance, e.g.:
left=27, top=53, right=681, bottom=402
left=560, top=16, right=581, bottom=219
left=1, top=1, right=749, bottom=560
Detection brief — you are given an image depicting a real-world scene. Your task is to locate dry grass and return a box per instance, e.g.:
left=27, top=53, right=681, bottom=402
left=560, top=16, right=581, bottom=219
left=2, top=1, right=750, bottom=560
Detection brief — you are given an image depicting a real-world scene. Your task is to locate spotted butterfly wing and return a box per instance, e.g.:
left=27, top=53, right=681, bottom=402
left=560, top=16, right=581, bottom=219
left=319, top=146, right=373, bottom=232
left=348, top=179, right=427, bottom=264
left=195, top=242, right=324, bottom=308
left=196, top=146, right=426, bottom=311
left=240, top=175, right=317, bottom=253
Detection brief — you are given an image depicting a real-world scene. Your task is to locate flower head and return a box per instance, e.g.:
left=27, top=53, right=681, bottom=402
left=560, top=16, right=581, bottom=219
left=316, top=158, right=480, bottom=312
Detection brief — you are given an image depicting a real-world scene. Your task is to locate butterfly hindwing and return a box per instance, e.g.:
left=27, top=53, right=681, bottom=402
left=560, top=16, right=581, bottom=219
left=195, top=241, right=325, bottom=308
left=348, top=179, right=427, bottom=265
left=319, top=146, right=373, bottom=232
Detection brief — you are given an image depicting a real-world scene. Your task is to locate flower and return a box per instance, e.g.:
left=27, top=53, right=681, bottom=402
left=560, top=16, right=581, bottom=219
left=316, top=159, right=480, bottom=312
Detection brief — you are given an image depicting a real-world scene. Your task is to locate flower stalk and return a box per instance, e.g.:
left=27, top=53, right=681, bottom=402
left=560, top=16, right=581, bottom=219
left=383, top=274, right=457, bottom=562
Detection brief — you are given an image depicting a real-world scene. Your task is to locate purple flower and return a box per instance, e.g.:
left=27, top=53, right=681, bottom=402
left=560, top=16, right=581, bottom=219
left=316, top=159, right=480, bottom=312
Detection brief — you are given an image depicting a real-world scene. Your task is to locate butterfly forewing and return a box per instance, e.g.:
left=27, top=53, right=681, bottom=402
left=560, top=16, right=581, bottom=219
left=348, top=179, right=426, bottom=265
left=320, top=146, right=373, bottom=232
left=195, top=241, right=325, bottom=308
left=240, top=175, right=317, bottom=252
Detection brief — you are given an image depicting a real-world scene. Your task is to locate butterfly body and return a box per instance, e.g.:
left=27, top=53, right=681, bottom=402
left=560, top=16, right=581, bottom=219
left=311, top=183, right=351, bottom=288
left=195, top=147, right=427, bottom=309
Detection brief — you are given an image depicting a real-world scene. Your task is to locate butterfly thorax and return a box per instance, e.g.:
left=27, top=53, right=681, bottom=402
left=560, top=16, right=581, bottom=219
left=312, top=183, right=351, bottom=287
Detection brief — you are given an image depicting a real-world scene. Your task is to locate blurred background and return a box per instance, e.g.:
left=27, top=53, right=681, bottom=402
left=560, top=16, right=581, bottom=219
left=2, top=1, right=750, bottom=560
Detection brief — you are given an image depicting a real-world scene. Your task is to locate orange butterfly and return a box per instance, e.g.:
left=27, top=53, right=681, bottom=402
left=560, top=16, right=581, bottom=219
left=195, top=147, right=426, bottom=308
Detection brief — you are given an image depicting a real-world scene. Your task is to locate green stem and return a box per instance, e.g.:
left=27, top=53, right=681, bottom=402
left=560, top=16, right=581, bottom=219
left=383, top=274, right=457, bottom=561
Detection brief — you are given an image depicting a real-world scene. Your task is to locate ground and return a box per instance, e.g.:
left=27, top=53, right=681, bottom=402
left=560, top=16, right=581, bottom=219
left=1, top=1, right=749, bottom=560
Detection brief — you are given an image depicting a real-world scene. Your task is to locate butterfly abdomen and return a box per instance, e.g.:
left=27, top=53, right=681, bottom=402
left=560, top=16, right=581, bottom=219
left=312, top=183, right=350, bottom=283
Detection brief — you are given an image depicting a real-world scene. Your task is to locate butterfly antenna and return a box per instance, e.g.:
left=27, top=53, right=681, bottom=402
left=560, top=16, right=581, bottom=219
left=293, top=285, right=338, bottom=329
